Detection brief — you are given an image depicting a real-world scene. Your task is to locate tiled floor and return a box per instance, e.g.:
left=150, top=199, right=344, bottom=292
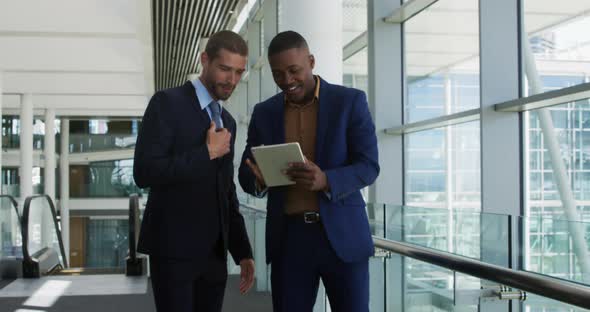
left=0, top=275, right=272, bottom=312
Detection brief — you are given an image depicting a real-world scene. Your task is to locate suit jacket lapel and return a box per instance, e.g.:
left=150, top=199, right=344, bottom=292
left=271, top=94, right=286, bottom=145
left=219, top=110, right=232, bottom=165
left=221, top=109, right=230, bottom=131
left=268, top=94, right=288, bottom=199
left=315, top=78, right=330, bottom=166
left=183, top=81, right=211, bottom=126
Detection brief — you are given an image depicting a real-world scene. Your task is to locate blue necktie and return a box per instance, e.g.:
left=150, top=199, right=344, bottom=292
left=209, top=101, right=222, bottom=130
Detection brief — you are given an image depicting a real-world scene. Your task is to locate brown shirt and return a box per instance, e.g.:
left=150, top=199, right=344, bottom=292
left=284, top=76, right=321, bottom=215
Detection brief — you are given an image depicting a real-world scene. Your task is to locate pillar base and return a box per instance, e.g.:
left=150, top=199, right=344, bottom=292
left=125, top=256, right=146, bottom=276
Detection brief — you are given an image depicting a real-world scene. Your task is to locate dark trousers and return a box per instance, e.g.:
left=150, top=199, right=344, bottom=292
left=149, top=242, right=227, bottom=312
left=271, top=217, right=369, bottom=312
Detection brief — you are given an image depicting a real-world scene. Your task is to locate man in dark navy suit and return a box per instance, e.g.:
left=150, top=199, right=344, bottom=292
left=239, top=31, right=379, bottom=312
left=133, top=30, right=255, bottom=312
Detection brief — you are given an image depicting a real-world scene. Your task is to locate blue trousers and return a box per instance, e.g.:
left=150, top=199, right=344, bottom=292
left=271, top=217, right=369, bottom=312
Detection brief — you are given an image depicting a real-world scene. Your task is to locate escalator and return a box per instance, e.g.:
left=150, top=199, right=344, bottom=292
left=21, top=194, right=68, bottom=277
left=0, top=194, right=151, bottom=312
left=21, top=194, right=145, bottom=277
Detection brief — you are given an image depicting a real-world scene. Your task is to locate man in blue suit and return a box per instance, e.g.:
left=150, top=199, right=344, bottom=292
left=238, top=31, right=379, bottom=312
left=134, top=30, right=255, bottom=312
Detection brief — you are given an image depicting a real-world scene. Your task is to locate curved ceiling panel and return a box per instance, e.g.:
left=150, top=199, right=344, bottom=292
left=152, top=0, right=240, bottom=91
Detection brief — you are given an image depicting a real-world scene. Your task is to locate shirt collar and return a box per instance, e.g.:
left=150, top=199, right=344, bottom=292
left=312, top=75, right=321, bottom=99
left=285, top=75, right=321, bottom=108
left=191, top=78, right=224, bottom=111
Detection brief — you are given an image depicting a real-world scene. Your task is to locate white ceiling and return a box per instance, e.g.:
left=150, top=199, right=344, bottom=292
left=3, top=0, right=589, bottom=114
left=405, top=0, right=590, bottom=77
left=0, top=0, right=154, bottom=117
left=343, top=0, right=367, bottom=46
left=343, top=0, right=590, bottom=79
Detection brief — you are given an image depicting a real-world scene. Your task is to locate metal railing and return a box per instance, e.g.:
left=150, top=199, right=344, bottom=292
left=373, top=237, right=590, bottom=310
left=239, top=203, right=590, bottom=310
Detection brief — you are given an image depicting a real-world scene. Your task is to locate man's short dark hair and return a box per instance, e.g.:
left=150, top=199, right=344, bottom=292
left=205, top=30, right=248, bottom=60
left=267, top=31, right=309, bottom=58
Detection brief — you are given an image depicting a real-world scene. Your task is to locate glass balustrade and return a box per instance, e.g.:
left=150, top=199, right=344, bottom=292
left=68, top=134, right=137, bottom=153
left=70, top=165, right=144, bottom=198
left=238, top=197, right=590, bottom=311
left=0, top=196, right=21, bottom=260
left=23, top=196, right=63, bottom=266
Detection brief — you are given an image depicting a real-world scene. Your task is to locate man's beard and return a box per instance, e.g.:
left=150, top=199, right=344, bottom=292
left=213, top=83, right=234, bottom=101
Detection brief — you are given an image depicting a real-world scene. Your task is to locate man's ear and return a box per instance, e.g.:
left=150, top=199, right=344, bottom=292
left=309, top=54, right=315, bottom=69
left=200, top=52, right=209, bottom=71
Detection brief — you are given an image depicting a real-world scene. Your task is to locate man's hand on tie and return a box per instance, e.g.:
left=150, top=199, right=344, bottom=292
left=239, top=258, right=255, bottom=295
left=206, top=122, right=231, bottom=160
left=284, top=156, right=330, bottom=192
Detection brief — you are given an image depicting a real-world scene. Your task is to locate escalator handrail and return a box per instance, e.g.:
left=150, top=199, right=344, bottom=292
left=21, top=194, right=68, bottom=268
left=239, top=203, right=590, bottom=310
left=128, top=194, right=140, bottom=262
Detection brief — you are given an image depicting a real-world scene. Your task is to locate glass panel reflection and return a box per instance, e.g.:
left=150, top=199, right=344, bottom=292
left=343, top=47, right=369, bottom=97
left=405, top=121, right=481, bottom=210
left=26, top=197, right=61, bottom=264
left=342, top=0, right=367, bottom=46
left=525, top=101, right=590, bottom=285
left=523, top=1, right=590, bottom=96
left=85, top=218, right=129, bottom=268
left=404, top=0, right=480, bottom=123
left=0, top=196, right=21, bottom=259
left=70, top=160, right=144, bottom=198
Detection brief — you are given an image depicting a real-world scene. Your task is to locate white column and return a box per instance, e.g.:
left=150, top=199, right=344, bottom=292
left=261, top=0, right=279, bottom=100
left=44, top=108, right=56, bottom=201
left=0, top=72, right=3, bottom=193
left=20, top=94, right=34, bottom=203
left=479, top=1, right=520, bottom=311
left=0, top=71, right=2, bottom=250
left=247, top=19, right=261, bottom=112
left=368, top=0, right=403, bottom=206
left=368, top=0, right=403, bottom=311
left=59, top=118, right=70, bottom=265
left=278, top=0, right=343, bottom=84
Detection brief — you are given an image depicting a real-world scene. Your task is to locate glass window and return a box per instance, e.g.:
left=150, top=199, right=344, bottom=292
left=404, top=0, right=480, bottom=123
left=70, top=159, right=143, bottom=198
left=525, top=100, right=590, bottom=284
left=2, top=116, right=49, bottom=150
left=523, top=1, right=590, bottom=95
left=405, top=121, right=481, bottom=211
left=342, top=0, right=367, bottom=46
left=86, top=218, right=129, bottom=268
left=343, top=47, right=369, bottom=96
left=402, top=123, right=483, bottom=312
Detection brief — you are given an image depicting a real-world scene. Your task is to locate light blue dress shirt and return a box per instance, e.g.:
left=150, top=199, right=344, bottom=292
left=191, top=78, right=224, bottom=128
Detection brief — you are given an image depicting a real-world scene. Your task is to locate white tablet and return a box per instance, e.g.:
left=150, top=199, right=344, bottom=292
left=250, top=142, right=305, bottom=187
